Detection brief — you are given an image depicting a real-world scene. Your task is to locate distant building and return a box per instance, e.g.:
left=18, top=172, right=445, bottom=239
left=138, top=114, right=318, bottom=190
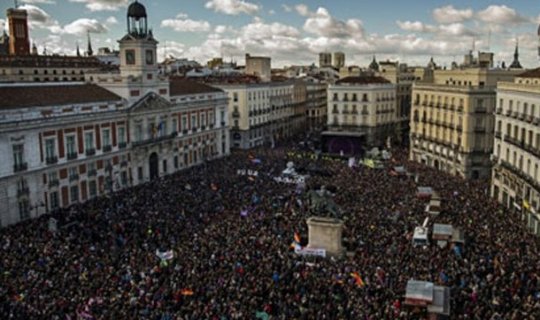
left=333, top=52, right=345, bottom=69
left=492, top=68, right=540, bottom=234
left=7, top=7, right=30, bottom=56
left=306, top=80, right=328, bottom=131
left=245, top=53, right=271, bottom=82
left=95, top=47, right=120, bottom=66
left=319, top=52, right=332, bottom=68
left=376, top=60, right=417, bottom=144
left=326, top=76, right=399, bottom=150
left=207, top=57, right=223, bottom=69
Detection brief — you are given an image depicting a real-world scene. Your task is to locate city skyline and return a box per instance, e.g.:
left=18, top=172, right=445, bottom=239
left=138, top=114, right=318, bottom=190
left=0, top=0, right=539, bottom=68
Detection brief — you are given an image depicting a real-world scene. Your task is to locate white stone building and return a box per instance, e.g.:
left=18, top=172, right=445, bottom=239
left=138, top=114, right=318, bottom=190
left=0, top=1, right=229, bottom=226
left=327, top=76, right=399, bottom=146
left=492, top=68, right=540, bottom=235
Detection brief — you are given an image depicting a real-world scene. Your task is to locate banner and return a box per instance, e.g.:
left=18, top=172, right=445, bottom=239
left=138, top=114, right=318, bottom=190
left=274, top=176, right=306, bottom=184
left=294, top=246, right=326, bottom=257
left=156, top=249, right=174, bottom=261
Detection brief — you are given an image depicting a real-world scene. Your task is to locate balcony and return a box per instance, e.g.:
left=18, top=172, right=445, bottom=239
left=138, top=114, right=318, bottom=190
left=46, top=156, right=58, bottom=165
left=474, top=127, right=486, bottom=133
left=182, top=129, right=189, bottom=135
left=88, top=169, right=97, bottom=177
left=505, top=110, right=512, bottom=116
left=457, top=106, right=464, bottom=113
left=475, top=107, right=487, bottom=114
left=13, top=162, right=28, bottom=172
left=118, top=142, right=127, bottom=149
left=221, top=121, right=226, bottom=126
left=361, top=111, right=369, bottom=115
left=494, top=131, right=502, bottom=139
left=132, top=132, right=178, bottom=147
left=518, top=113, right=526, bottom=121
left=17, top=187, right=30, bottom=197
left=48, top=179, right=59, bottom=188
left=103, top=145, right=112, bottom=153
left=456, top=125, right=463, bottom=132
left=232, top=110, right=240, bottom=118
left=332, top=109, right=339, bottom=114
left=69, top=174, right=79, bottom=182
left=512, top=111, right=519, bottom=119
left=121, top=160, right=128, bottom=167
left=67, top=152, right=78, bottom=160
left=201, top=126, right=206, bottom=131
left=495, top=108, right=503, bottom=115
left=86, top=148, right=96, bottom=156
left=534, top=118, right=540, bottom=125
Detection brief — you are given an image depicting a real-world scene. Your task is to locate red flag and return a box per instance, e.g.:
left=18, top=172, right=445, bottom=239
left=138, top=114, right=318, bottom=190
left=350, top=272, right=365, bottom=287
left=294, top=232, right=301, bottom=244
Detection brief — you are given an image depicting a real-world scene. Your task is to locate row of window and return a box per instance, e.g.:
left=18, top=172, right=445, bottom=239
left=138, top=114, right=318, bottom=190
left=499, top=99, right=537, bottom=117
left=133, top=111, right=218, bottom=142
left=496, top=144, right=540, bottom=181
left=497, top=121, right=540, bottom=150
left=42, top=127, right=126, bottom=162
left=231, top=88, right=294, bottom=103
left=14, top=69, right=85, bottom=76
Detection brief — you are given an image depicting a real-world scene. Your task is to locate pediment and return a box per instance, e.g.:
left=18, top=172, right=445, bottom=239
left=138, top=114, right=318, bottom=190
left=129, top=92, right=172, bottom=113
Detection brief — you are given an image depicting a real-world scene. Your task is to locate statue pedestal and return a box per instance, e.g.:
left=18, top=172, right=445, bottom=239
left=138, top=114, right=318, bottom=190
left=307, top=217, right=344, bottom=257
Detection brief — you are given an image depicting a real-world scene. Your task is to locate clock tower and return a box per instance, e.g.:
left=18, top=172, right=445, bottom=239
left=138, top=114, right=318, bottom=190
left=118, top=1, right=158, bottom=84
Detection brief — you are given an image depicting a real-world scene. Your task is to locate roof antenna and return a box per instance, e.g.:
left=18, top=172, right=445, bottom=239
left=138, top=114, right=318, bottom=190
left=487, top=29, right=492, bottom=52
left=14, top=0, right=19, bottom=8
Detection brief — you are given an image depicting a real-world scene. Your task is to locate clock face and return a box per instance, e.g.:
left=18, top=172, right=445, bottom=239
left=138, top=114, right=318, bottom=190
left=146, top=50, right=154, bottom=65
left=126, top=50, right=135, bottom=65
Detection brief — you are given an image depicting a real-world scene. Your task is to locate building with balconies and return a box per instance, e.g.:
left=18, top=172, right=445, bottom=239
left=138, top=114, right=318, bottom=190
left=492, top=68, right=540, bottom=235
left=409, top=62, right=520, bottom=179
left=325, top=76, right=399, bottom=152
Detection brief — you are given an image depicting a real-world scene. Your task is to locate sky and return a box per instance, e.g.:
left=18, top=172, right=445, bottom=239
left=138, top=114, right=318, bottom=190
left=0, top=0, right=539, bottom=68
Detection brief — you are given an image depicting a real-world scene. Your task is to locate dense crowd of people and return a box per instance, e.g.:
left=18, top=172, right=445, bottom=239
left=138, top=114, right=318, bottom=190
left=1, top=139, right=540, bottom=319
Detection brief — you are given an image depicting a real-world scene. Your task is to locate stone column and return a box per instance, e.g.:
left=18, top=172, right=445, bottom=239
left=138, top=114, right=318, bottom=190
left=307, top=216, right=344, bottom=257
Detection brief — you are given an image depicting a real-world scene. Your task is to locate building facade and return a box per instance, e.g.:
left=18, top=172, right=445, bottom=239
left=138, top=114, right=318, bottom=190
left=306, top=81, right=328, bottom=131
left=491, top=68, right=540, bottom=235
left=376, top=61, right=416, bottom=145
left=0, top=1, right=230, bottom=226
left=333, top=52, right=345, bottom=69
left=245, top=54, right=271, bottom=82
left=410, top=65, right=519, bottom=179
left=212, top=79, right=306, bottom=149
left=327, top=76, right=399, bottom=146
left=319, top=52, right=332, bottom=68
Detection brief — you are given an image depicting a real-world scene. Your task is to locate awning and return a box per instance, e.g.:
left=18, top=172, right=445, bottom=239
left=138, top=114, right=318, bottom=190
left=405, top=280, right=434, bottom=306
left=427, top=286, right=450, bottom=316
left=433, top=224, right=453, bottom=240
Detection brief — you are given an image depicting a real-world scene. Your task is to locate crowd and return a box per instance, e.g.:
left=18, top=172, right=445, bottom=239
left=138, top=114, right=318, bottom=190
left=1, top=139, right=540, bottom=319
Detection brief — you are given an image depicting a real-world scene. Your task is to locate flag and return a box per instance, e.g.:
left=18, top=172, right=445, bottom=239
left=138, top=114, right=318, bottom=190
left=350, top=272, right=365, bottom=287
left=523, top=200, right=531, bottom=210
left=251, top=158, right=262, bottom=164
left=294, top=232, right=301, bottom=244
left=248, top=176, right=255, bottom=182
left=180, top=289, right=194, bottom=296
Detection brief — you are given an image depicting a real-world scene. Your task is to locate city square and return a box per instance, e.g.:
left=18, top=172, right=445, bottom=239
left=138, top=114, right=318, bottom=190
left=1, top=0, right=540, bottom=319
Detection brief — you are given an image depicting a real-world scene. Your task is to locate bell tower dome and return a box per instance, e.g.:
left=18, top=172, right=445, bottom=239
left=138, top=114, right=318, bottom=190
left=118, top=1, right=158, bottom=82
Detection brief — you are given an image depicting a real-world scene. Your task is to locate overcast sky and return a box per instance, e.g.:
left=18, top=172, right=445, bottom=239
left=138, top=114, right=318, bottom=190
left=1, top=0, right=539, bottom=68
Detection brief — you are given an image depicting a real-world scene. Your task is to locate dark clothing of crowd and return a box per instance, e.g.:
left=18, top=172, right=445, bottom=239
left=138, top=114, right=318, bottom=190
left=1, top=142, right=540, bottom=320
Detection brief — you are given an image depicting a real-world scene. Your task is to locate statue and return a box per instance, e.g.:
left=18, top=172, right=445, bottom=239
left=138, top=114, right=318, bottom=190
left=306, top=186, right=342, bottom=219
